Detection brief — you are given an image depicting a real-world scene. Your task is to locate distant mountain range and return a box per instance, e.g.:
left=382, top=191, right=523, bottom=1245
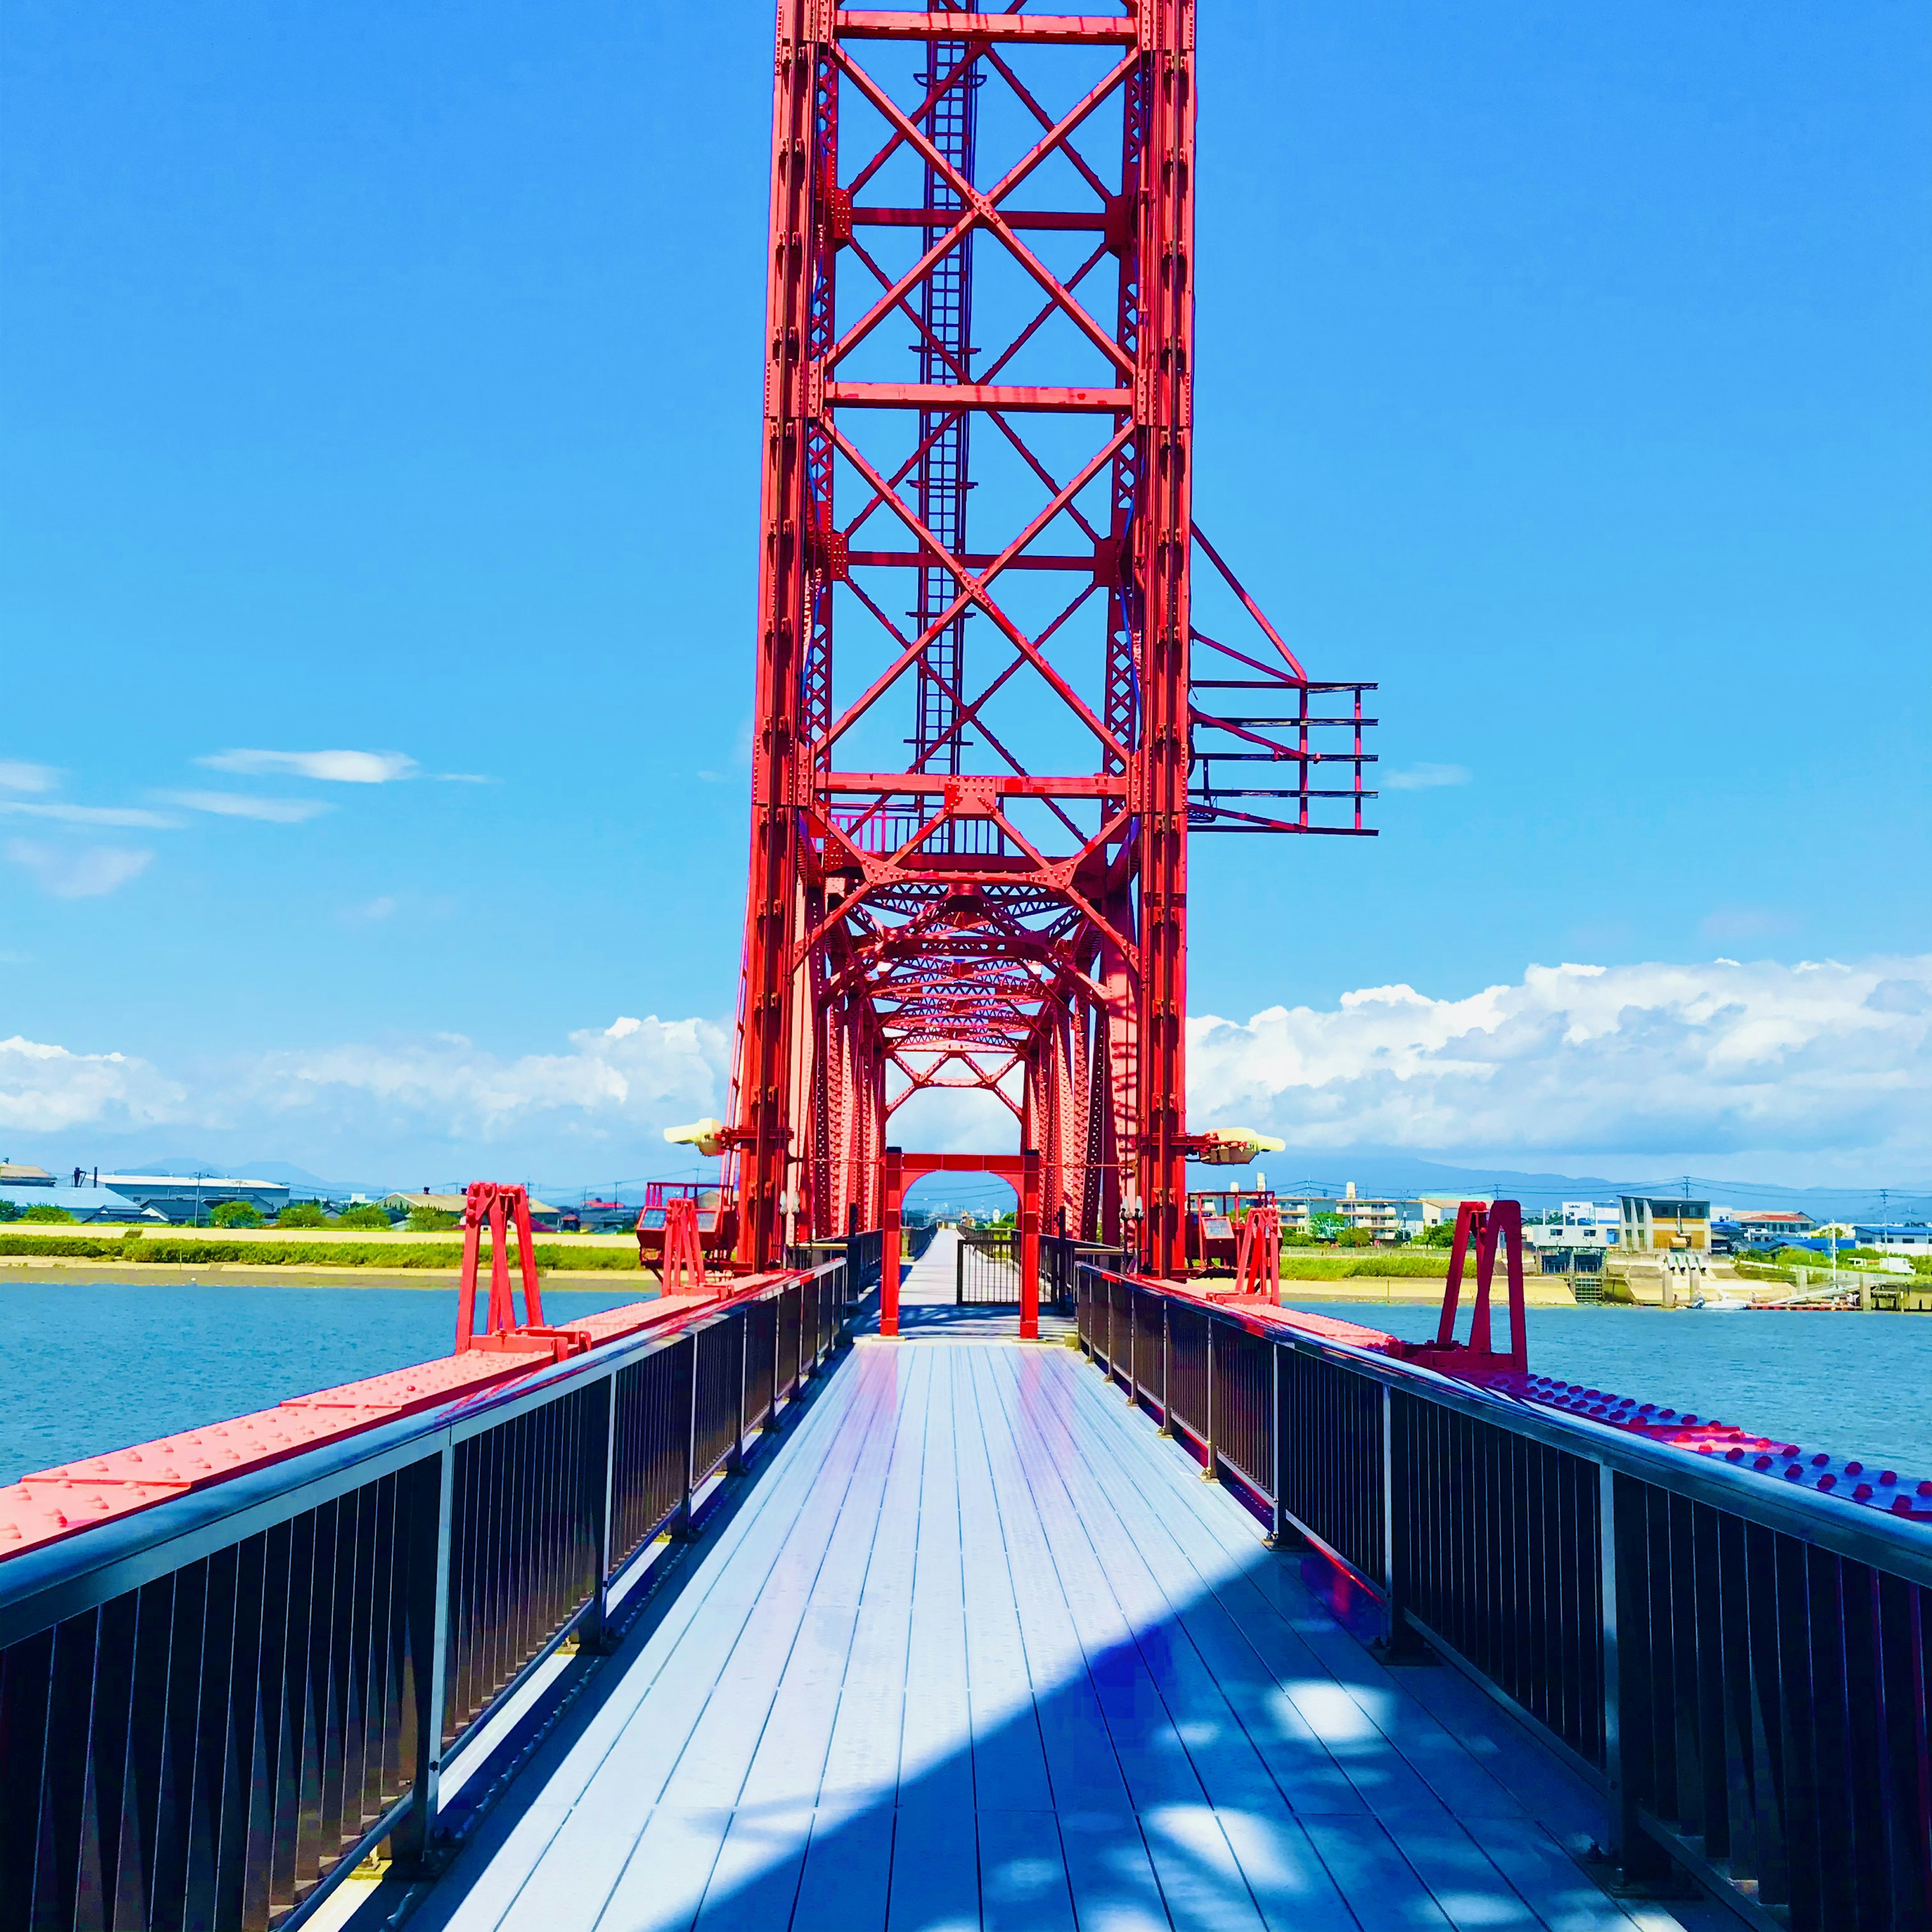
left=92, top=1152, right=1932, bottom=1224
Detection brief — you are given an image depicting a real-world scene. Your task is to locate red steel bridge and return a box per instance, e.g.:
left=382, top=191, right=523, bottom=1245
left=708, top=0, right=1375, bottom=1295
left=3, top=11, right=1930, bottom=1932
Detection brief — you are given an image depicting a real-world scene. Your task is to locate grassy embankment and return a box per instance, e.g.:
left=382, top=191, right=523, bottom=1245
left=1272, top=1251, right=1451, bottom=1280
left=0, top=1230, right=641, bottom=1271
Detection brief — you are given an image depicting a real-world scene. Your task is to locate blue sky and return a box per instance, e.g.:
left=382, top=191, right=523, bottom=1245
left=3, top=2, right=1929, bottom=1190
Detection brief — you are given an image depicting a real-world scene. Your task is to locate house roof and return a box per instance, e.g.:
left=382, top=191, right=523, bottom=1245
left=383, top=1191, right=562, bottom=1218
left=0, top=1164, right=55, bottom=1186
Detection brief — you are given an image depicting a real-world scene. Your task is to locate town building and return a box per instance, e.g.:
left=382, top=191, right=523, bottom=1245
left=1418, top=1193, right=1493, bottom=1226
left=1724, top=1210, right=1816, bottom=1245
left=1620, top=1195, right=1711, bottom=1251
left=1526, top=1202, right=1611, bottom=1273
left=0, top=1162, right=55, bottom=1188
left=382, top=1189, right=574, bottom=1231
left=1854, top=1224, right=1932, bottom=1257
left=101, top=1174, right=292, bottom=1224
left=0, top=1183, right=159, bottom=1224
left=1278, top=1185, right=1426, bottom=1242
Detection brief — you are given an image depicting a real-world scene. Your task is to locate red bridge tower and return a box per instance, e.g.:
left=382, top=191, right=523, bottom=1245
left=727, top=1, right=1375, bottom=1277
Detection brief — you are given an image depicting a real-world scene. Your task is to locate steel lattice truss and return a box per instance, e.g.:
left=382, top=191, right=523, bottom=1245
left=730, top=1, right=1376, bottom=1274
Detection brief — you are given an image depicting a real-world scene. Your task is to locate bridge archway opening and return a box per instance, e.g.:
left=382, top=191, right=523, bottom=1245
left=881, top=1146, right=1041, bottom=1341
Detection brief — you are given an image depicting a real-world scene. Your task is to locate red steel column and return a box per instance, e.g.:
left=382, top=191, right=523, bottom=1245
left=1134, top=0, right=1198, bottom=1279
left=735, top=0, right=829, bottom=1269
left=880, top=1144, right=905, bottom=1338
left=1019, top=1146, right=1042, bottom=1341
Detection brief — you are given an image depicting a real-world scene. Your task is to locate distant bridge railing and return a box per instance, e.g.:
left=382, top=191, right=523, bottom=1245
left=0, top=1261, right=847, bottom=1931
left=1076, top=1263, right=1932, bottom=1932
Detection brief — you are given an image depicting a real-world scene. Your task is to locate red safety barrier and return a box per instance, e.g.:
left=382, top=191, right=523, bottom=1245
left=1386, top=1199, right=1527, bottom=1379
left=0, top=1266, right=810, bottom=1562
left=1231, top=1203, right=1281, bottom=1305
left=660, top=1193, right=707, bottom=1295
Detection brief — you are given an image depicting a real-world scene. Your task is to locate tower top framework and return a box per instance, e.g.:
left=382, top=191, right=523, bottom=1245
left=727, top=1, right=1376, bottom=1277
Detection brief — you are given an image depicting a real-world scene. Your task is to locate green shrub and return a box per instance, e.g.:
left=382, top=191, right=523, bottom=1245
left=407, top=1206, right=459, bottom=1232
left=209, top=1200, right=264, bottom=1228
left=21, top=1203, right=76, bottom=1224
left=276, top=1202, right=331, bottom=1228
left=335, top=1205, right=395, bottom=1231
left=0, top=1198, right=18, bottom=1222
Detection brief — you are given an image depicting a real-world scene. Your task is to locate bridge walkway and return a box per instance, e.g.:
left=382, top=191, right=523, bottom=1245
left=405, top=1340, right=1698, bottom=1932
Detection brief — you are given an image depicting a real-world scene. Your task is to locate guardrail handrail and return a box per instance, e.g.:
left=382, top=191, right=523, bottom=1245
left=0, top=1260, right=850, bottom=1930
left=1073, top=1261, right=1932, bottom=1929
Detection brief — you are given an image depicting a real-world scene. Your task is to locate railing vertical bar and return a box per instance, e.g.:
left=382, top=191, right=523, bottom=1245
left=391, top=1446, right=453, bottom=1875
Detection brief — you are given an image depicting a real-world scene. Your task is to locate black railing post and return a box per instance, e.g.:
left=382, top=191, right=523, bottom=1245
left=583, top=1375, right=616, bottom=1653
left=676, top=1332, right=699, bottom=1538
left=1126, top=1286, right=1137, bottom=1403
left=1380, top=1384, right=1424, bottom=1658
left=391, top=1442, right=455, bottom=1873
left=1201, top=1316, right=1218, bottom=1482
left=1601, top=1460, right=1626, bottom=1864
left=1268, top=1342, right=1286, bottom=1546
left=1159, top=1299, right=1172, bottom=1435
left=731, top=1312, right=749, bottom=1475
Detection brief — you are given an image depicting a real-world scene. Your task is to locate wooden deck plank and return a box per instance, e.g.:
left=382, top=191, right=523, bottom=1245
left=593, top=1805, right=734, bottom=1932
left=964, top=1350, right=1174, bottom=1929
left=464, top=1371, right=880, bottom=1932
left=1046, top=1357, right=1527, bottom=1824
left=976, top=1353, right=1212, bottom=1815
left=814, top=1349, right=932, bottom=1812
left=977, top=1807, right=1078, bottom=1932
left=789, top=1804, right=895, bottom=1932
left=1006, top=1361, right=1387, bottom=1824
left=890, top=1351, right=982, bottom=1931
left=661, top=1362, right=909, bottom=1811
left=690, top=1804, right=812, bottom=1932
left=412, top=1338, right=1704, bottom=1932
left=735, top=1353, right=910, bottom=1811
left=952, top=1349, right=1057, bottom=1815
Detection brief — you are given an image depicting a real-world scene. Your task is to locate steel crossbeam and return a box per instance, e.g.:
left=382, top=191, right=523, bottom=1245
left=732, top=1, right=1376, bottom=1275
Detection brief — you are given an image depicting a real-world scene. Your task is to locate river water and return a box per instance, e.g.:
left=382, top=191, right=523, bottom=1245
left=6, top=1281, right=1929, bottom=1484
left=1293, top=1299, right=1932, bottom=1475
left=7, top=1282, right=642, bottom=1484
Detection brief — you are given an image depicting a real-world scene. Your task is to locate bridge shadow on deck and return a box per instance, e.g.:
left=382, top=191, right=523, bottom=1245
left=384, top=1343, right=1714, bottom=1932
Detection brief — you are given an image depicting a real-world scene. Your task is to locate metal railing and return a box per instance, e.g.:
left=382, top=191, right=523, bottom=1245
left=0, top=1263, right=848, bottom=1932
left=1040, top=1236, right=1123, bottom=1314
left=1075, top=1264, right=1932, bottom=1931
left=956, top=1231, right=1018, bottom=1305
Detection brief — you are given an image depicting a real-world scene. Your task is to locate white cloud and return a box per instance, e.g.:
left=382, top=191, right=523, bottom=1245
left=0, top=762, right=59, bottom=794
left=1189, top=955, right=1932, bottom=1166
left=13, top=958, right=1932, bottom=1179
left=339, top=896, right=397, bottom=926
left=0, top=1036, right=185, bottom=1133
left=6, top=841, right=154, bottom=898
left=1383, top=763, right=1471, bottom=791
left=159, top=790, right=333, bottom=824
left=235, top=1016, right=730, bottom=1144
left=199, top=750, right=417, bottom=784
left=0, top=800, right=179, bottom=829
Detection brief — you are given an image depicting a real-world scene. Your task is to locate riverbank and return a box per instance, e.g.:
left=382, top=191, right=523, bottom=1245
left=0, top=1226, right=646, bottom=1285
left=0, top=1256, right=664, bottom=1290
